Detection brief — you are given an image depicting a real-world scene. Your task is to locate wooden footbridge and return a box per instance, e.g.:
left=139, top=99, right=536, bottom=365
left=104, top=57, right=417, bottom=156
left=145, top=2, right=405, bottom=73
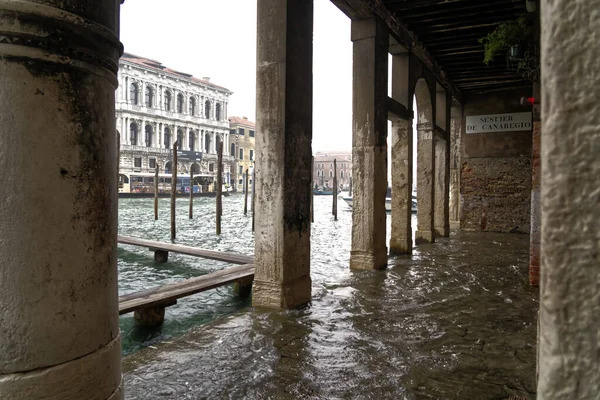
left=117, top=235, right=254, bottom=326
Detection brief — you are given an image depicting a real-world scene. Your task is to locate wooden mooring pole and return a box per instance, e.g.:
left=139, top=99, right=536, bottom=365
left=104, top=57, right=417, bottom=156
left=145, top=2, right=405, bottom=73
left=216, top=141, right=223, bottom=235
left=348, top=176, right=353, bottom=197
left=154, top=164, right=159, bottom=220
left=189, top=168, right=194, bottom=219
left=171, top=141, right=178, bottom=240
left=243, top=169, right=249, bottom=216
left=251, top=167, right=255, bottom=232
left=332, top=159, right=338, bottom=221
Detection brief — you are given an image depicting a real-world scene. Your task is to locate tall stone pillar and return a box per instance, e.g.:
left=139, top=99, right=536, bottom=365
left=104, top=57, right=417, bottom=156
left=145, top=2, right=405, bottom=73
left=350, top=17, right=389, bottom=270
left=449, top=105, right=462, bottom=230
left=253, top=0, right=313, bottom=308
left=0, top=1, right=123, bottom=399
left=538, top=0, right=600, bottom=397
left=415, top=122, right=436, bottom=244
left=434, top=134, right=449, bottom=237
left=389, top=54, right=413, bottom=255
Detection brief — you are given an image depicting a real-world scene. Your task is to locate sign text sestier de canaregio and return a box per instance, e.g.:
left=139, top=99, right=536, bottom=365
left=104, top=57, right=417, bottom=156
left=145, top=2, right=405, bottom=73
left=466, top=112, right=532, bottom=134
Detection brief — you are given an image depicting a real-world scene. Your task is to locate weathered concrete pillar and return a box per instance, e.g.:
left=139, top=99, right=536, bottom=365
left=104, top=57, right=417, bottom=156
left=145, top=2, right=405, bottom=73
left=434, top=134, right=449, bottom=237
left=350, top=17, right=388, bottom=269
left=253, top=0, right=313, bottom=308
left=449, top=105, right=462, bottom=230
left=0, top=1, right=123, bottom=399
left=415, top=122, right=436, bottom=244
left=538, top=0, right=600, bottom=397
left=389, top=53, right=413, bottom=255
left=529, top=82, right=541, bottom=287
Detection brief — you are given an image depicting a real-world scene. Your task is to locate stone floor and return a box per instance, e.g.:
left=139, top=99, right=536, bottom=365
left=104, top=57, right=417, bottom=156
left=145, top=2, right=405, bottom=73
left=123, top=231, right=538, bottom=399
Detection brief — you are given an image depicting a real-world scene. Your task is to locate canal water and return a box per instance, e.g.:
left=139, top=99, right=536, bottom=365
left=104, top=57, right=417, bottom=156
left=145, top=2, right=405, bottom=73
left=119, top=195, right=538, bottom=399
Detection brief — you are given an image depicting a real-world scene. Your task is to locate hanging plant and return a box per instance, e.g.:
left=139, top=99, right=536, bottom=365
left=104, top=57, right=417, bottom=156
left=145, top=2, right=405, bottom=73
left=479, top=15, right=533, bottom=65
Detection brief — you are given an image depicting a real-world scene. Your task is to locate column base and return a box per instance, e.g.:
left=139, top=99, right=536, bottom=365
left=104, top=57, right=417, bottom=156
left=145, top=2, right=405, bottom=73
left=415, top=230, right=435, bottom=244
left=252, top=274, right=311, bottom=309
left=434, top=226, right=450, bottom=238
left=350, top=249, right=388, bottom=270
left=389, top=240, right=412, bottom=256
left=449, top=221, right=460, bottom=230
left=0, top=336, right=122, bottom=400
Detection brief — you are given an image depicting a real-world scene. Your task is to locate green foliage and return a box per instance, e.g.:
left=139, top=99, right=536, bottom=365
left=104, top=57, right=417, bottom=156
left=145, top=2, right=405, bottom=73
left=479, top=15, right=533, bottom=65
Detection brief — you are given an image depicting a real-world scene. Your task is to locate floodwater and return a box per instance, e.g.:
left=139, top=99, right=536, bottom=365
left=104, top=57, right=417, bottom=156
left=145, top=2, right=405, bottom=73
left=119, top=195, right=538, bottom=399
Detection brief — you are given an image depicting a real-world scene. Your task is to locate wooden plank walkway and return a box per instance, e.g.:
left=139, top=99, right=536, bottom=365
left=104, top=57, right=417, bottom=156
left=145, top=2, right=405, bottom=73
left=118, top=235, right=253, bottom=265
left=119, top=263, right=254, bottom=315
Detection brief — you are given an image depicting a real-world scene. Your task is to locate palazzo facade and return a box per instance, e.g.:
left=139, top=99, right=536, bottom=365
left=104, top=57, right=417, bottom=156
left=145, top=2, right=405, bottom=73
left=116, top=53, right=234, bottom=185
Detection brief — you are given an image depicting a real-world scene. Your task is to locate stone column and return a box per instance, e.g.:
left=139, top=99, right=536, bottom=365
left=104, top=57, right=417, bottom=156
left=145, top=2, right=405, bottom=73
left=211, top=131, right=216, bottom=154
left=201, top=130, right=205, bottom=153
left=434, top=134, right=449, bottom=237
left=253, top=0, right=313, bottom=308
left=389, top=53, right=413, bottom=255
left=449, top=105, right=462, bottom=230
left=539, top=0, right=600, bottom=397
left=350, top=17, right=388, bottom=270
left=529, top=82, right=541, bottom=287
left=415, top=122, right=436, bottom=244
left=0, top=1, right=123, bottom=399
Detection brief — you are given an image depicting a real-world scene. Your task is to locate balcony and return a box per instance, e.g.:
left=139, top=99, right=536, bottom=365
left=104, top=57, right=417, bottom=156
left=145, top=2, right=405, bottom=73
left=121, top=144, right=171, bottom=155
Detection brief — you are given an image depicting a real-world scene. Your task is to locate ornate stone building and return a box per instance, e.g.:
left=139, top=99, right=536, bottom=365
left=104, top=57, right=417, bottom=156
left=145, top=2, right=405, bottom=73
left=313, top=151, right=352, bottom=190
left=116, top=53, right=234, bottom=187
left=228, top=116, right=256, bottom=192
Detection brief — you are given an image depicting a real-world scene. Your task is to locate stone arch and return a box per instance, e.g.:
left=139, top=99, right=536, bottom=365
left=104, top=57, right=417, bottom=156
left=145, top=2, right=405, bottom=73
left=164, top=90, right=172, bottom=111
left=145, top=86, right=154, bottom=108
left=177, top=93, right=184, bottom=113
left=230, top=142, right=235, bottom=156
left=190, top=162, right=200, bottom=175
left=130, top=122, right=139, bottom=145
left=164, top=126, right=171, bottom=148
left=215, top=103, right=221, bottom=121
left=165, top=161, right=172, bottom=172
left=130, top=82, right=139, bottom=105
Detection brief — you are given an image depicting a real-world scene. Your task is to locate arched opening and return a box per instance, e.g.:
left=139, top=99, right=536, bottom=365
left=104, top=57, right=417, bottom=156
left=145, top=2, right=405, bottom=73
left=145, top=86, right=154, bottom=108
left=204, top=100, right=211, bottom=119
left=145, top=124, right=153, bottom=147
left=230, top=143, right=235, bottom=156
left=164, top=127, right=171, bottom=148
left=130, top=83, right=139, bottom=105
left=188, top=130, right=195, bottom=151
left=215, top=134, right=222, bottom=153
left=190, top=163, right=200, bottom=175
left=164, top=91, right=172, bottom=111
left=205, top=134, right=212, bottom=153
left=177, top=129, right=183, bottom=147
left=189, top=97, right=196, bottom=116
left=130, top=122, right=139, bottom=145
left=165, top=161, right=172, bottom=173
left=215, top=103, right=221, bottom=121
left=177, top=94, right=184, bottom=113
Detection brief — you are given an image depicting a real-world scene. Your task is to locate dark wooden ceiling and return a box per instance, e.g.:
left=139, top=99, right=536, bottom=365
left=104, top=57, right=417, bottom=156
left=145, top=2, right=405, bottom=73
left=383, top=0, right=531, bottom=93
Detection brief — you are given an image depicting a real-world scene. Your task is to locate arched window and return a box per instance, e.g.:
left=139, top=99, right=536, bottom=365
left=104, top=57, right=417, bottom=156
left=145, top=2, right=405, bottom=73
left=188, top=131, right=195, bottom=151
left=216, top=135, right=222, bottom=153
left=189, top=97, right=196, bottom=116
left=164, top=127, right=171, bottom=148
left=204, top=134, right=211, bottom=153
left=145, top=125, right=153, bottom=147
left=205, top=100, right=211, bottom=119
left=177, top=94, right=184, bottom=113
left=215, top=103, right=221, bottom=121
left=230, top=143, right=235, bottom=156
left=145, top=86, right=153, bottom=108
left=164, top=91, right=172, bottom=111
left=341, top=171, right=344, bottom=179
left=130, top=122, right=138, bottom=145
left=177, top=129, right=183, bottom=147
left=191, top=163, right=200, bottom=175
left=165, top=161, right=172, bottom=173
left=329, top=171, right=333, bottom=178
left=130, top=83, right=139, bottom=105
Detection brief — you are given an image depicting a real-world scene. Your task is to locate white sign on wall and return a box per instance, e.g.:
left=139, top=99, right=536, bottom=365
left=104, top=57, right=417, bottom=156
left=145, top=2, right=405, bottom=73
left=466, top=112, right=532, bottom=134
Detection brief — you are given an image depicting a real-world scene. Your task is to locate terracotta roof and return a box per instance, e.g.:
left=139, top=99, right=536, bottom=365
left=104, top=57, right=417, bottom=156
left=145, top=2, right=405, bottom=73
left=121, top=52, right=231, bottom=93
left=228, top=116, right=255, bottom=128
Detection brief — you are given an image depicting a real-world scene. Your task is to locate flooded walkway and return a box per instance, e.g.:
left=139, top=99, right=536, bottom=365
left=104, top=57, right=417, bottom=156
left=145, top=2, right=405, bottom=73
left=122, top=202, right=538, bottom=399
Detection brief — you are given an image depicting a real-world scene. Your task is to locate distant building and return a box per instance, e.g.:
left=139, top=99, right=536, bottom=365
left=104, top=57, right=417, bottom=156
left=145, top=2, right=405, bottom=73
left=229, top=116, right=256, bottom=192
left=313, top=151, right=352, bottom=190
left=115, top=52, right=234, bottom=191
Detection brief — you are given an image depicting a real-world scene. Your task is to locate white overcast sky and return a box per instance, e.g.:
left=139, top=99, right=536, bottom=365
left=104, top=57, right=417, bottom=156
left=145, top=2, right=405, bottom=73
left=120, top=0, right=353, bottom=153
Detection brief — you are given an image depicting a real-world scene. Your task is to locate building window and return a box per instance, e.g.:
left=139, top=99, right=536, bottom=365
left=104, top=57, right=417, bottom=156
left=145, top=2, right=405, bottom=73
left=239, top=179, right=243, bottom=185
left=330, top=163, right=333, bottom=169
left=164, top=91, right=172, bottom=111
left=249, top=149, right=254, bottom=161
left=130, top=122, right=138, bottom=145
left=329, top=171, right=333, bottom=178
left=145, top=125, right=153, bottom=147
left=165, top=161, right=172, bottom=173
left=134, top=157, right=142, bottom=168
left=189, top=97, right=196, bottom=116
left=149, top=158, right=156, bottom=169
left=209, top=163, right=214, bottom=172
left=177, top=129, right=183, bottom=147
left=205, top=134, right=211, bottom=153
left=145, top=86, right=153, bottom=108
left=205, top=100, right=211, bottom=119
left=189, top=131, right=195, bottom=151
left=249, top=130, right=255, bottom=137
left=341, top=171, right=344, bottom=179
left=164, top=127, right=171, bottom=148
left=230, top=143, right=235, bottom=156
left=239, top=148, right=244, bottom=160
left=215, top=103, right=221, bottom=121
left=229, top=128, right=236, bottom=136
left=130, top=83, right=139, bottom=105
left=177, top=94, right=184, bottom=113
left=239, top=165, right=243, bottom=175
left=238, top=128, right=244, bottom=136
